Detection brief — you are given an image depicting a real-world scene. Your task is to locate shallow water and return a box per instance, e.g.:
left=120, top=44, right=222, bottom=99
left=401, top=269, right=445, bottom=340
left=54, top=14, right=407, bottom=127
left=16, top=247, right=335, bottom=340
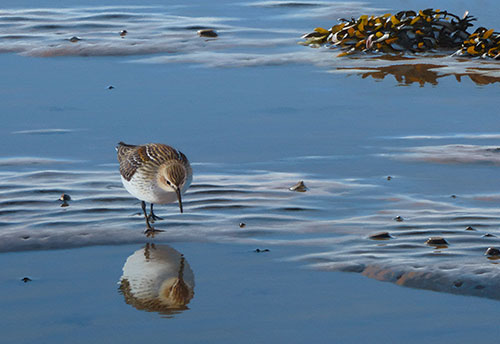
left=2, top=0, right=500, bottom=303
left=4, top=242, right=500, bottom=344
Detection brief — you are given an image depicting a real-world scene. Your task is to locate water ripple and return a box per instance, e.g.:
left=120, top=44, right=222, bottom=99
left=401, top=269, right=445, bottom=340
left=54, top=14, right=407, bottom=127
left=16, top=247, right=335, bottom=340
left=3, top=165, right=500, bottom=299
left=2, top=4, right=500, bottom=87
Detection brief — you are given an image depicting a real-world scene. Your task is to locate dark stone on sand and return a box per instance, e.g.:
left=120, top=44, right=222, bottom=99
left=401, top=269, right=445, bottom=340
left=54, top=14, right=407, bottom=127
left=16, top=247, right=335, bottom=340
left=426, top=237, right=448, bottom=246
left=465, top=226, right=476, bottom=231
left=485, top=247, right=500, bottom=256
left=197, top=29, right=218, bottom=38
left=239, top=222, right=246, bottom=228
left=21, top=277, right=32, bottom=283
left=369, top=232, right=392, bottom=240
left=289, top=180, right=307, bottom=192
left=254, top=248, right=270, bottom=253
left=59, top=194, right=71, bottom=201
left=59, top=194, right=71, bottom=207
left=394, top=216, right=403, bottom=222
left=482, top=233, right=496, bottom=238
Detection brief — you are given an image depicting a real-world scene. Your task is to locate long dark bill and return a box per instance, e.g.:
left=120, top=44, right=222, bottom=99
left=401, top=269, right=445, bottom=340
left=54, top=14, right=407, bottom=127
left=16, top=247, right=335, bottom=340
left=176, top=188, right=183, bottom=213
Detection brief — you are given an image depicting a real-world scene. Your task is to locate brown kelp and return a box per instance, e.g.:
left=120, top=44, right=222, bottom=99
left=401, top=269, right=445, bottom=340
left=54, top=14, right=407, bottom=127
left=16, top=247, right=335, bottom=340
left=301, top=9, right=500, bottom=59
left=455, top=26, right=500, bottom=58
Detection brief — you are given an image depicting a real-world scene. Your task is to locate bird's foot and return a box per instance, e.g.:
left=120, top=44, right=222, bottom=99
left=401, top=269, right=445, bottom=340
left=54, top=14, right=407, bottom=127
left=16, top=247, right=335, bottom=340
left=147, top=213, right=163, bottom=224
left=144, top=227, right=165, bottom=238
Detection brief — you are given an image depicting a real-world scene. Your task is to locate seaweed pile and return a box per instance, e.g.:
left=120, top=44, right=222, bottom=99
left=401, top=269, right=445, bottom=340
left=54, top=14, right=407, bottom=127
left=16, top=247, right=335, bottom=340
left=301, top=9, right=500, bottom=59
left=457, top=27, right=500, bottom=58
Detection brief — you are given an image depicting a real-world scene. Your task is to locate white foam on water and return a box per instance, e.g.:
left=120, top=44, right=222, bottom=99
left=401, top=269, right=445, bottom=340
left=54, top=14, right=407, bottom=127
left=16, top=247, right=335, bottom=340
left=12, top=128, right=78, bottom=135
left=134, top=49, right=332, bottom=67
left=0, top=157, right=79, bottom=166
left=380, top=144, right=500, bottom=165
left=0, top=5, right=236, bottom=57
left=386, top=133, right=500, bottom=140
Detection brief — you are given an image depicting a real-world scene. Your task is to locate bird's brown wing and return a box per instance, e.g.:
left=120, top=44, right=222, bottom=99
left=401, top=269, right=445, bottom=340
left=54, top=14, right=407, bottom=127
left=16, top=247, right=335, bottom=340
left=116, top=142, right=186, bottom=181
left=117, top=142, right=140, bottom=181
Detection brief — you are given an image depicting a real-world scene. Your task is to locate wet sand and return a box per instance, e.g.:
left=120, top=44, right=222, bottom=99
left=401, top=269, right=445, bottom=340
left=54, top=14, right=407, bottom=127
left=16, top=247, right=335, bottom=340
left=2, top=165, right=500, bottom=301
left=2, top=242, right=500, bottom=344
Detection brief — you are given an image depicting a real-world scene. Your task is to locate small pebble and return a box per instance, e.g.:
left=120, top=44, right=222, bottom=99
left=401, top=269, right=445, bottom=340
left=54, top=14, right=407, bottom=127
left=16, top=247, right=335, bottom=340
left=59, top=194, right=71, bottom=207
left=485, top=247, right=500, bottom=256
left=465, top=226, right=476, bottom=231
left=69, top=36, right=81, bottom=43
left=394, top=216, right=403, bottom=222
left=289, top=181, right=307, bottom=192
left=21, top=277, right=32, bottom=283
left=254, top=249, right=270, bottom=253
left=239, top=222, right=246, bottom=228
left=120, top=30, right=127, bottom=37
left=59, top=194, right=71, bottom=201
left=426, top=237, right=449, bottom=246
left=369, top=232, right=392, bottom=240
left=197, top=29, right=218, bottom=38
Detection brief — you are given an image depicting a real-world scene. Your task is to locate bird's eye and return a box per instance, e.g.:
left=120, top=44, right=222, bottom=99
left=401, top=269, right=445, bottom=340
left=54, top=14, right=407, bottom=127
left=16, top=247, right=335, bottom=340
left=166, top=180, right=171, bottom=186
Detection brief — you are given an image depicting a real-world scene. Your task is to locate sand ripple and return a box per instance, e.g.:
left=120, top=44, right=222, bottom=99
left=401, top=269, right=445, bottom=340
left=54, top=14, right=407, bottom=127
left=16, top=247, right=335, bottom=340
left=382, top=144, right=500, bottom=165
left=1, top=166, right=500, bottom=299
left=290, top=194, right=500, bottom=300
left=0, top=169, right=364, bottom=250
left=2, top=4, right=500, bottom=87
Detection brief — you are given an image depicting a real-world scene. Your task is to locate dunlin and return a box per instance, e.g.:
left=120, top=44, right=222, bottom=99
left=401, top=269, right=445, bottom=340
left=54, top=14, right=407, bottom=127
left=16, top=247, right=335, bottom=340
left=116, top=142, right=192, bottom=235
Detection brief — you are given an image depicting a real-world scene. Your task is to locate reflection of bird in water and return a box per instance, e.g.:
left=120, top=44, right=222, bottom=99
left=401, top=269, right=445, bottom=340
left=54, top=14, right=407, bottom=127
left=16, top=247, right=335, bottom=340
left=116, top=142, right=192, bottom=236
left=119, top=243, right=195, bottom=316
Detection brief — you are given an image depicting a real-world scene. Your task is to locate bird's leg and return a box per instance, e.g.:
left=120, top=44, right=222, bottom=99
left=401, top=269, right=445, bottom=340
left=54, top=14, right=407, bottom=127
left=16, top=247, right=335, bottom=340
left=142, top=201, right=164, bottom=237
left=142, top=201, right=153, bottom=229
left=148, top=203, right=163, bottom=223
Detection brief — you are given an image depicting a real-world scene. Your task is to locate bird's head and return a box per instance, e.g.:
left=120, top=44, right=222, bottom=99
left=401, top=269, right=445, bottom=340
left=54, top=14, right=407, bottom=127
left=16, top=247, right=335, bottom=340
left=158, top=162, right=187, bottom=213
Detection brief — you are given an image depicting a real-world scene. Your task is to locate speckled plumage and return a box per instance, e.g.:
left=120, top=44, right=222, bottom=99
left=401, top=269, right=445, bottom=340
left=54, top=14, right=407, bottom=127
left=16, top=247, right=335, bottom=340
left=116, top=142, right=192, bottom=231
left=117, top=142, right=190, bottom=182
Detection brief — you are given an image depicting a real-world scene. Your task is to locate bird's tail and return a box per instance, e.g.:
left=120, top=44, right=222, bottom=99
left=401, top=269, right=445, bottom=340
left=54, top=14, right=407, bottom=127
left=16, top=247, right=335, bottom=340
left=116, top=141, right=136, bottom=152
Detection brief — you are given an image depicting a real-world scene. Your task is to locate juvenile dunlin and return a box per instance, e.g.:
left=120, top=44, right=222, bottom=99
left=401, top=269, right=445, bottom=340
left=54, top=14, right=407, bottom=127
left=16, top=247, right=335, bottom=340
left=116, top=142, right=192, bottom=235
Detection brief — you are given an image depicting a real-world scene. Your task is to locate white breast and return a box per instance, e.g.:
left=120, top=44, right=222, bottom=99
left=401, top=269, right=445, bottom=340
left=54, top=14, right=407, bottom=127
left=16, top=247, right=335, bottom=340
left=121, top=175, right=177, bottom=204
